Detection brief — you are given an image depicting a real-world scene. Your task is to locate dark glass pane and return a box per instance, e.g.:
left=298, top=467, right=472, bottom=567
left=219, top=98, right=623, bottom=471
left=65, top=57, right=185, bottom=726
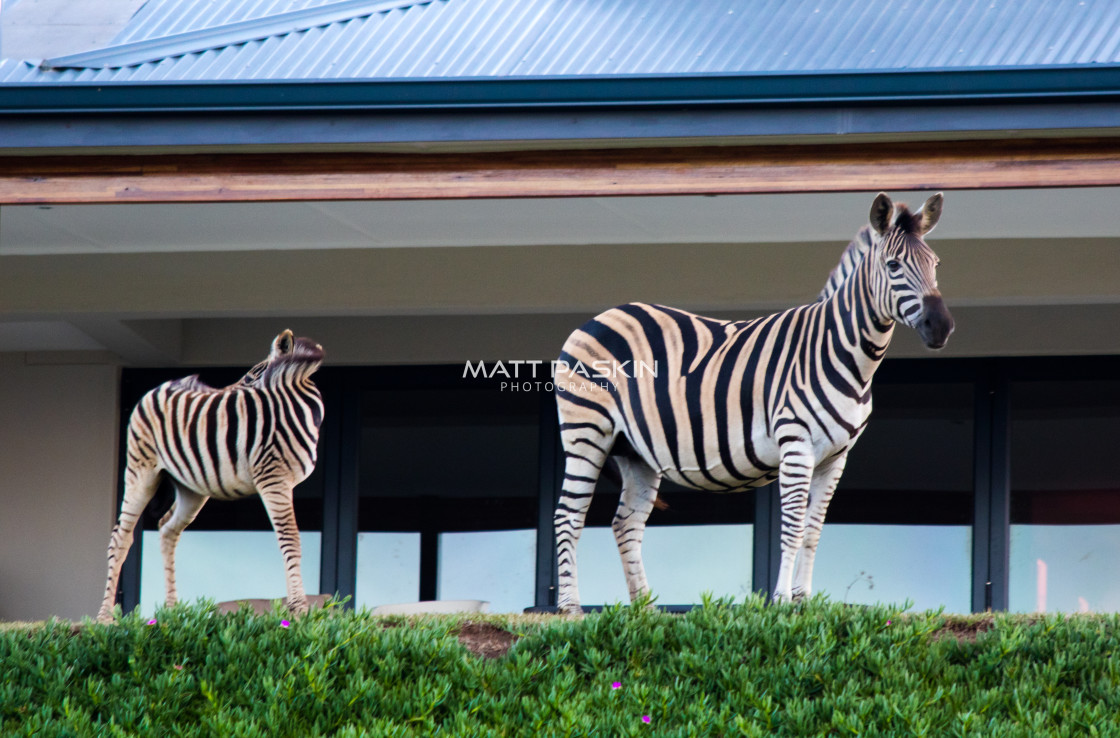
left=833, top=382, right=974, bottom=522
left=813, top=381, right=974, bottom=612
left=577, top=416, right=756, bottom=605
left=358, top=388, right=539, bottom=528
left=356, top=383, right=540, bottom=611
left=1009, top=380, right=1120, bottom=613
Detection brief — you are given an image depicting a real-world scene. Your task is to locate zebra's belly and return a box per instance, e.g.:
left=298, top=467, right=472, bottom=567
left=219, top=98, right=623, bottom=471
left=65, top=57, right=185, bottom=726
left=659, top=465, right=777, bottom=493
left=646, top=427, right=857, bottom=491
left=167, top=467, right=257, bottom=500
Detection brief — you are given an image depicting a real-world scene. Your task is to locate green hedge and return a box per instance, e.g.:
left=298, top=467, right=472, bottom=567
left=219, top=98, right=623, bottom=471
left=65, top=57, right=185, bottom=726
left=3, top=597, right=1119, bottom=736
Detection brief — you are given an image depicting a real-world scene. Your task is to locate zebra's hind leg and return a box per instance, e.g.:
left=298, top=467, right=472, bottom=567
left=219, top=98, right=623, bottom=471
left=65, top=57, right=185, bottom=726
left=791, top=452, right=848, bottom=602
left=97, top=466, right=161, bottom=623
left=258, top=483, right=309, bottom=616
left=611, top=457, right=662, bottom=606
left=554, top=433, right=613, bottom=617
left=159, top=484, right=209, bottom=608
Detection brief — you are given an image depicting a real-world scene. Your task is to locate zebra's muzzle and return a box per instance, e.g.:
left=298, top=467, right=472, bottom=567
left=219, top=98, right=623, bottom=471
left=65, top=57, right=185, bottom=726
left=917, top=295, right=954, bottom=349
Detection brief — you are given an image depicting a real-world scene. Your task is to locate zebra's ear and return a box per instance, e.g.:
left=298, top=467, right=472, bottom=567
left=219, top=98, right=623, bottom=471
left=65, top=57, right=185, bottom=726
left=273, top=330, right=295, bottom=357
left=869, top=192, right=893, bottom=235
left=919, top=192, right=944, bottom=235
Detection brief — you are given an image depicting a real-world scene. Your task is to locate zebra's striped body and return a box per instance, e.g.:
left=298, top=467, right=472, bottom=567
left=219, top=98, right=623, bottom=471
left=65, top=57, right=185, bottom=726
left=96, top=330, right=324, bottom=623
left=553, top=193, right=953, bottom=613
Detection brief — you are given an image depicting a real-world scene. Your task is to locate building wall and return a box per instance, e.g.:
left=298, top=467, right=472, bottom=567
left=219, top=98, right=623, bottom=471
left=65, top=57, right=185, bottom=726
left=0, top=353, right=119, bottom=622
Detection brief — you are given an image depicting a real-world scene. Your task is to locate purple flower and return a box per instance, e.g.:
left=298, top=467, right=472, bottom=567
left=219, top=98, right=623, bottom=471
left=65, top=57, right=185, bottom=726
left=886, top=620, right=892, bottom=626
left=147, top=619, right=157, bottom=625
left=642, top=716, right=651, bottom=724
left=280, top=620, right=291, bottom=628
left=611, top=682, right=622, bottom=690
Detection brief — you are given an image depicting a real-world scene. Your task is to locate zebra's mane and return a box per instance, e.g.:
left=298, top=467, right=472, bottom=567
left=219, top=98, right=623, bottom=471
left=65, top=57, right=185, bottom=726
left=166, top=374, right=210, bottom=391
left=235, top=359, right=269, bottom=387
left=164, top=358, right=270, bottom=393
left=817, top=225, right=876, bottom=302
left=892, top=204, right=922, bottom=235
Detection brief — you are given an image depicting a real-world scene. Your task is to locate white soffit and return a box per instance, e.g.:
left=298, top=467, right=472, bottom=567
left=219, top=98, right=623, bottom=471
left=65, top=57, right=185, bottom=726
left=0, top=321, right=107, bottom=352
left=1, top=189, right=1119, bottom=255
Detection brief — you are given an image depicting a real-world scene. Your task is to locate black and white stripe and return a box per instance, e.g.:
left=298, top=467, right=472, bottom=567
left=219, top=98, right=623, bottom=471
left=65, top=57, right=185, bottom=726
left=819, top=224, right=875, bottom=302
left=552, top=193, right=954, bottom=613
left=97, top=330, right=325, bottom=623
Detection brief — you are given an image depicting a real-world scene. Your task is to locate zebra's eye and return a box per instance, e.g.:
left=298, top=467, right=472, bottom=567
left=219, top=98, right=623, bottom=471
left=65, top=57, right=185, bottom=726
left=886, top=259, right=901, bottom=272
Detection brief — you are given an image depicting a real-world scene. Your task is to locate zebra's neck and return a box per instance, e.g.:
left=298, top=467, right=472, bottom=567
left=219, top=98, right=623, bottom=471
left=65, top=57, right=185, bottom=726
left=818, top=226, right=875, bottom=302
left=817, top=254, right=895, bottom=389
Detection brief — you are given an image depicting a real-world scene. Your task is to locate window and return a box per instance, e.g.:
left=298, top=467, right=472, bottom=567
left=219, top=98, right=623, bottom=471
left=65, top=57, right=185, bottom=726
left=118, top=357, right=1120, bottom=616
left=576, top=474, right=755, bottom=606
left=355, top=382, right=539, bottom=613
left=139, top=530, right=322, bottom=616
left=811, top=381, right=974, bottom=612
left=1009, top=380, right=1120, bottom=613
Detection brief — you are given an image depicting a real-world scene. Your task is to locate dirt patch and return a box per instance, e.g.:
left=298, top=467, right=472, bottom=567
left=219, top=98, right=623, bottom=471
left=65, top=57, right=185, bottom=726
left=931, top=615, right=996, bottom=643
left=458, top=621, right=518, bottom=659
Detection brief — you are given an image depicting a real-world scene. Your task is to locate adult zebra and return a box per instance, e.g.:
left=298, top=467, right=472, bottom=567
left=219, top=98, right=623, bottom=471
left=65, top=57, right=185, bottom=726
left=552, top=192, right=953, bottom=614
left=96, top=330, right=325, bottom=623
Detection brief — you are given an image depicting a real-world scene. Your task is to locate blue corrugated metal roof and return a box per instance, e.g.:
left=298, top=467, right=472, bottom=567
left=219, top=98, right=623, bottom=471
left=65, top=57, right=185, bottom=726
left=4, top=0, right=1120, bottom=83
left=113, top=0, right=344, bottom=44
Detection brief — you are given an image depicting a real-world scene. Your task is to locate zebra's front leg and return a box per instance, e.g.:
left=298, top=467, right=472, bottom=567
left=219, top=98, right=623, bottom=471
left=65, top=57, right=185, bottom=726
left=257, top=484, right=309, bottom=616
left=772, top=424, right=815, bottom=604
left=158, top=485, right=208, bottom=608
left=611, top=457, right=662, bottom=606
left=791, top=452, right=848, bottom=601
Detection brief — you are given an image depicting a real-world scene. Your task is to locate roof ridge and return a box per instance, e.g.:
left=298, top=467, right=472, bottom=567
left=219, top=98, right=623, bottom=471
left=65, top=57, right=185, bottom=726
left=40, top=0, right=436, bottom=71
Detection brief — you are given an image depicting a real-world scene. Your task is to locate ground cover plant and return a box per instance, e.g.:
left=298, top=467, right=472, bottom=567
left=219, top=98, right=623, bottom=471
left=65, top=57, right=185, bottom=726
left=3, top=596, right=1119, bottom=736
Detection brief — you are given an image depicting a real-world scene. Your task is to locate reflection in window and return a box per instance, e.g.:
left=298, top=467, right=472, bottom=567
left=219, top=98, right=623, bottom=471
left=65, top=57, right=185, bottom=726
left=810, top=382, right=973, bottom=612
left=438, top=530, right=536, bottom=613
left=355, top=532, right=421, bottom=609
left=139, top=530, right=321, bottom=616
left=576, top=524, right=752, bottom=606
left=814, top=525, right=970, bottom=612
left=1009, top=380, right=1120, bottom=613
left=575, top=463, right=755, bottom=606
left=356, top=385, right=539, bottom=608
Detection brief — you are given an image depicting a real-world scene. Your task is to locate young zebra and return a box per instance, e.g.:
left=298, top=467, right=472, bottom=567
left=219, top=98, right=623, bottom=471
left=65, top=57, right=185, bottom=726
left=553, top=192, right=954, bottom=614
left=96, top=330, right=325, bottom=624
